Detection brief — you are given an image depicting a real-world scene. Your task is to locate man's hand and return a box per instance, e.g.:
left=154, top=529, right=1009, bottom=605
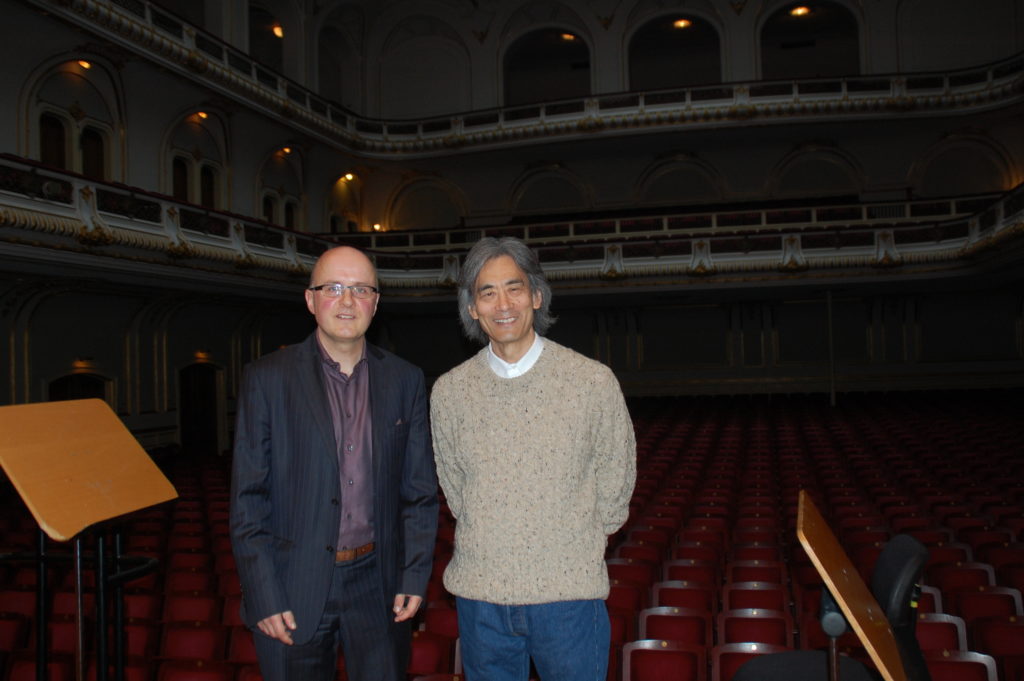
left=393, top=594, right=423, bottom=622
left=258, top=611, right=297, bottom=644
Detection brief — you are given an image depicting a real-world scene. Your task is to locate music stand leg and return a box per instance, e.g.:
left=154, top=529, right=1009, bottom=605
left=35, top=530, right=47, bottom=681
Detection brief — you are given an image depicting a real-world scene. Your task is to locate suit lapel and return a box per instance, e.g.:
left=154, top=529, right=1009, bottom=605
left=296, top=333, right=336, bottom=457
left=367, top=344, right=388, bottom=482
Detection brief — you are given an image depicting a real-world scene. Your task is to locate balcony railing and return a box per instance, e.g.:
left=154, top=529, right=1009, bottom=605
left=2, top=154, right=1021, bottom=290
left=33, top=0, right=1024, bottom=157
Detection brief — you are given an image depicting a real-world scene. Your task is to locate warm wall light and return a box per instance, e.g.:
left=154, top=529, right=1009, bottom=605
left=77, top=60, right=92, bottom=69
left=344, top=173, right=354, bottom=181
left=790, top=6, right=811, bottom=16
left=372, top=223, right=382, bottom=231
left=71, top=357, right=97, bottom=373
left=196, top=111, right=208, bottom=120
left=193, top=350, right=212, bottom=362
left=271, top=22, right=284, bottom=38
left=560, top=33, right=576, bottom=41
left=280, top=146, right=292, bottom=154
left=673, top=18, right=693, bottom=29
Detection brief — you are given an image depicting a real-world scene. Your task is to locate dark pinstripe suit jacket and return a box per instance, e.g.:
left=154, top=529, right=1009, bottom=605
left=229, top=332, right=438, bottom=644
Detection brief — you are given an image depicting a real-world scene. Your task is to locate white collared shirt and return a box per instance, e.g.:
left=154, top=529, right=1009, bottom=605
left=486, top=334, right=545, bottom=379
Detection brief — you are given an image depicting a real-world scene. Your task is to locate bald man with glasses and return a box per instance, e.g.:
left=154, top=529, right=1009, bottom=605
left=231, top=245, right=438, bottom=681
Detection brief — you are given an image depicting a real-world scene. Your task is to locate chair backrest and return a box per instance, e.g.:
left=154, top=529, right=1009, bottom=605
left=953, top=585, right=1024, bottom=623
left=712, top=642, right=790, bottom=681
left=717, top=608, right=794, bottom=647
left=639, top=606, right=712, bottom=646
left=922, top=650, right=997, bottom=681
left=915, top=613, right=967, bottom=652
left=869, top=533, right=931, bottom=681
left=622, top=640, right=707, bottom=681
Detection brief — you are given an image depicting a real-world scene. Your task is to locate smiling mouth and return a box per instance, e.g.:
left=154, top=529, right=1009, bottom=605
left=494, top=316, right=516, bottom=324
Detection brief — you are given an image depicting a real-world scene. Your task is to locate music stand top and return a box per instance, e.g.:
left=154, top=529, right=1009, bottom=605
left=0, top=398, right=177, bottom=541
left=797, top=489, right=906, bottom=681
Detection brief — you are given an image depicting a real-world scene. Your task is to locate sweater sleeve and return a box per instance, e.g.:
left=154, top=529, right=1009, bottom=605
left=592, top=366, right=637, bottom=535
left=430, top=377, right=465, bottom=519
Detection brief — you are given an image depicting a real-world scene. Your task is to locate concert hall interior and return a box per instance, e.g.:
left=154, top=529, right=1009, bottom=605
left=1, top=1, right=1023, bottom=680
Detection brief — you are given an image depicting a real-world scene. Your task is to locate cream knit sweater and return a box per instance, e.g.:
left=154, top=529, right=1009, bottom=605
left=430, top=339, right=636, bottom=605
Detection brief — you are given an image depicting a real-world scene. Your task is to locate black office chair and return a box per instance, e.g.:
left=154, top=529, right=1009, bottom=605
left=733, top=533, right=931, bottom=681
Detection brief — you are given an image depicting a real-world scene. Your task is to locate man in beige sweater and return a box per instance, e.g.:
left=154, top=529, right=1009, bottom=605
left=430, top=236, right=636, bottom=681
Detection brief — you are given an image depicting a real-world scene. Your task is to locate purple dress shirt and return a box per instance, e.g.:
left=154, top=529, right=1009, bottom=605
left=317, top=337, right=374, bottom=552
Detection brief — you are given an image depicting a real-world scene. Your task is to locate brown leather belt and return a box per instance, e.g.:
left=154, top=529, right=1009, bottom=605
left=335, top=542, right=374, bottom=563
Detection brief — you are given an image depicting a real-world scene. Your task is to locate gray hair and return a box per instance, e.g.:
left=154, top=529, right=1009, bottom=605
left=457, top=237, right=555, bottom=344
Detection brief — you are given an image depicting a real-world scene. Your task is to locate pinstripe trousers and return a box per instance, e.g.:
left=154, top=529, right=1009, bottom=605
left=253, top=551, right=407, bottom=681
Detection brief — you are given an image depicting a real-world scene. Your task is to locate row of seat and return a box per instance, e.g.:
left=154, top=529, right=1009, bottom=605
left=2, top=390, right=1022, bottom=680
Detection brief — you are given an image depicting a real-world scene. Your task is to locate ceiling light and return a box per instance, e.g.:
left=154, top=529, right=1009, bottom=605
left=673, top=19, right=692, bottom=29
left=272, top=23, right=284, bottom=38
left=790, top=6, right=811, bottom=16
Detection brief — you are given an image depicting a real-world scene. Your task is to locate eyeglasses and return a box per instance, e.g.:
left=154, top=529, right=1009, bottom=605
left=307, top=283, right=379, bottom=299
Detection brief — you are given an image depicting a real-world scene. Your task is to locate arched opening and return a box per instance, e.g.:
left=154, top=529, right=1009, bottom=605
left=504, top=29, right=590, bottom=106
left=49, top=373, right=108, bottom=402
left=629, top=15, right=722, bottom=90
left=200, top=165, right=217, bottom=208
left=262, top=194, right=277, bottom=223
left=165, top=113, right=226, bottom=209
left=80, top=126, right=106, bottom=180
left=39, top=112, right=67, bottom=170
left=172, top=156, right=190, bottom=202
left=761, top=2, right=860, bottom=80
left=390, top=182, right=462, bottom=231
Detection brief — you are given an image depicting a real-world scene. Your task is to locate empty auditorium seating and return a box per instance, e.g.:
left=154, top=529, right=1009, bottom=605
left=2, top=391, right=1022, bottom=681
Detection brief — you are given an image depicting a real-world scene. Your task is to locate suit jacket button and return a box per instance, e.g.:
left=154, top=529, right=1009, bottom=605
left=327, top=546, right=334, bottom=553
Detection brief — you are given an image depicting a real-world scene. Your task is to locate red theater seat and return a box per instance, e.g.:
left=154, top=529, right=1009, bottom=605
left=622, top=640, right=706, bottom=681
left=638, top=607, right=712, bottom=646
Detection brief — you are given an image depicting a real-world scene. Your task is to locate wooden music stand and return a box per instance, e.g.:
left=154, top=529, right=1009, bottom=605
left=0, top=398, right=177, bottom=681
left=797, top=489, right=906, bottom=681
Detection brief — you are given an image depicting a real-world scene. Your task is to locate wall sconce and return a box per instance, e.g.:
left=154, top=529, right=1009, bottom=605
left=77, top=60, right=92, bottom=69
left=280, top=146, right=292, bottom=155
left=271, top=22, right=284, bottom=38
left=71, top=357, right=97, bottom=374
left=790, top=6, right=811, bottom=16
left=343, top=173, right=354, bottom=181
left=372, top=223, right=382, bottom=231
left=673, top=18, right=692, bottom=29
left=193, top=350, right=212, bottom=363
left=196, top=111, right=208, bottom=120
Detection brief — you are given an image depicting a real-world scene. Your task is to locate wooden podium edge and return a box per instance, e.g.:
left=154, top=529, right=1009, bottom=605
left=796, top=489, right=907, bottom=681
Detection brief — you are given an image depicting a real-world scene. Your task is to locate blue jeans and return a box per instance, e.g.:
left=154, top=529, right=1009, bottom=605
left=456, top=597, right=610, bottom=681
